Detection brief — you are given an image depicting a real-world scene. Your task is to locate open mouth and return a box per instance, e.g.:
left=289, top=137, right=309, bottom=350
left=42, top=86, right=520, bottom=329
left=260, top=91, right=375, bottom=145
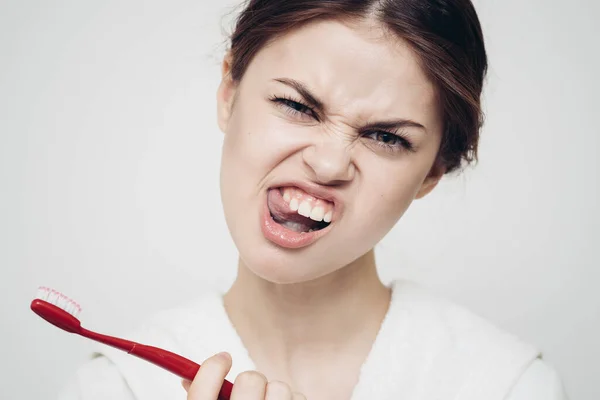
left=268, top=187, right=334, bottom=233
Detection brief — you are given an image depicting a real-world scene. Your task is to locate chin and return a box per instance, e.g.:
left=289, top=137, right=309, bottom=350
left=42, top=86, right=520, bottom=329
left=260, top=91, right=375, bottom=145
left=236, top=237, right=334, bottom=284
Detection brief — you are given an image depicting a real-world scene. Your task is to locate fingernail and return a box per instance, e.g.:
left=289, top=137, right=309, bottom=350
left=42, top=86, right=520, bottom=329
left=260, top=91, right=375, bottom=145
left=216, top=352, right=231, bottom=361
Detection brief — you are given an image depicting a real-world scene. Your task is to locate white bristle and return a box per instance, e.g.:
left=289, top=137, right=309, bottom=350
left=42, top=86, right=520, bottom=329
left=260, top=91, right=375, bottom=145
left=36, top=286, right=82, bottom=318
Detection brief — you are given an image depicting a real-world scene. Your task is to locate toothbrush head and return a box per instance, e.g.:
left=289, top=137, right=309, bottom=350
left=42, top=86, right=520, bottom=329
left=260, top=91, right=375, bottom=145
left=31, top=287, right=82, bottom=333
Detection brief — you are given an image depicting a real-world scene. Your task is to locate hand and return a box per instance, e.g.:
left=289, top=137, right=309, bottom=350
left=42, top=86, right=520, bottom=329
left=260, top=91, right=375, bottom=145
left=183, top=352, right=307, bottom=400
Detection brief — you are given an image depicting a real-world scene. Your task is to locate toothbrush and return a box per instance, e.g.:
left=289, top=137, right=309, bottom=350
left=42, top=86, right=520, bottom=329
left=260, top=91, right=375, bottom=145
left=30, top=286, right=233, bottom=400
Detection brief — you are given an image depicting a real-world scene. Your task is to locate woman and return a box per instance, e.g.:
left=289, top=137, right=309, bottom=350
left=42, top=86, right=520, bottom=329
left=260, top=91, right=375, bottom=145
left=61, top=1, right=567, bottom=399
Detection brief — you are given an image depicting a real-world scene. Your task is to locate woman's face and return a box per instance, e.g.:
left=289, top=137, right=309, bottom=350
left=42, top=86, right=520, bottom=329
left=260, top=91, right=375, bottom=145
left=217, top=19, right=444, bottom=284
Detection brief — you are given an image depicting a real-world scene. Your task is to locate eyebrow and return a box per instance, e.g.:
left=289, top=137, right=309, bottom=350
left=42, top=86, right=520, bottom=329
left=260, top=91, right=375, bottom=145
left=272, top=77, right=427, bottom=133
left=361, top=119, right=426, bottom=133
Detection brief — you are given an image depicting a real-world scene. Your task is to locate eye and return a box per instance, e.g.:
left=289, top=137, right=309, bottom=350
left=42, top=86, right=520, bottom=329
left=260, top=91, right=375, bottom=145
left=269, top=96, right=318, bottom=120
left=374, top=132, right=399, bottom=144
left=281, top=99, right=311, bottom=114
left=363, top=130, right=415, bottom=153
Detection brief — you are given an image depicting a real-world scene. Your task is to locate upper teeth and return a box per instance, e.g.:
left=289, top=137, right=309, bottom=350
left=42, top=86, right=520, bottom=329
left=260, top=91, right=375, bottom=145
left=282, top=187, right=334, bottom=223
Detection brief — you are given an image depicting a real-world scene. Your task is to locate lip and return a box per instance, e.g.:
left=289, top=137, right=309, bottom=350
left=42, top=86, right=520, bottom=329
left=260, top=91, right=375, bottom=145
left=260, top=188, right=334, bottom=249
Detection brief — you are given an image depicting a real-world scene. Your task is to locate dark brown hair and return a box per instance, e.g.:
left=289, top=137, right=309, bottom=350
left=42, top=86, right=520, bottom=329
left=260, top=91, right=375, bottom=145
left=227, top=0, right=487, bottom=173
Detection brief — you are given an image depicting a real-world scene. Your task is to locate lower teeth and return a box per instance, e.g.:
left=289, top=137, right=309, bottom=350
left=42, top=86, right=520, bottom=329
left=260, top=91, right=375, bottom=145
left=281, top=220, right=312, bottom=233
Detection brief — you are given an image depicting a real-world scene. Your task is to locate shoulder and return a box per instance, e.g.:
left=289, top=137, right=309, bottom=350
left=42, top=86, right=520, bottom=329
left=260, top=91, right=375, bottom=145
left=507, top=359, right=569, bottom=400
left=389, top=279, right=539, bottom=356
left=385, top=280, right=559, bottom=399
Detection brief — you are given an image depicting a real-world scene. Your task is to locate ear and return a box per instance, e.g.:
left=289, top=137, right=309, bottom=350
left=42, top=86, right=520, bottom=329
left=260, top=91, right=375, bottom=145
left=415, top=159, right=445, bottom=200
left=216, top=52, right=238, bottom=133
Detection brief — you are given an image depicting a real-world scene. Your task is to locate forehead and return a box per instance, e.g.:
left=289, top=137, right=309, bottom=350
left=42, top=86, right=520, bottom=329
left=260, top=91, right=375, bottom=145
left=245, top=18, right=440, bottom=125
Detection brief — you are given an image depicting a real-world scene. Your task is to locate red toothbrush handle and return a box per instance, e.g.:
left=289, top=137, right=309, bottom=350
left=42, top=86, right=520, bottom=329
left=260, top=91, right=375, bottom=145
left=31, top=299, right=234, bottom=399
left=128, top=344, right=234, bottom=400
left=80, top=327, right=234, bottom=400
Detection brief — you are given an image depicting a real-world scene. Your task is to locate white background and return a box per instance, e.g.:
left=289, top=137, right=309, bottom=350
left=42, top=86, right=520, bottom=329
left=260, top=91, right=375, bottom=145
left=1, top=0, right=598, bottom=399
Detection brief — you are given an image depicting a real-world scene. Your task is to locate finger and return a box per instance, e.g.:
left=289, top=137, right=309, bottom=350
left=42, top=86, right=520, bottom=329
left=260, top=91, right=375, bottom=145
left=265, top=381, right=292, bottom=400
left=230, top=370, right=268, bottom=400
left=187, top=352, right=232, bottom=400
left=182, top=379, right=191, bottom=392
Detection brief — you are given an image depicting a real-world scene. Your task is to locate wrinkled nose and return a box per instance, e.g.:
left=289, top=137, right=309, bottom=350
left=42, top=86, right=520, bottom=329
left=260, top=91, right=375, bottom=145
left=302, top=141, right=355, bottom=185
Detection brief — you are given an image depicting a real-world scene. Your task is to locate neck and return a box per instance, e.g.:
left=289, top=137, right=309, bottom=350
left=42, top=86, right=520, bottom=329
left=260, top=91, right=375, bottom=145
left=223, top=250, right=391, bottom=378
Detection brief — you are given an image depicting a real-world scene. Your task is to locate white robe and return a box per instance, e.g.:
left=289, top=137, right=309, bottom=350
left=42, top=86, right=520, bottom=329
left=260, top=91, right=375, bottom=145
left=59, top=280, right=568, bottom=399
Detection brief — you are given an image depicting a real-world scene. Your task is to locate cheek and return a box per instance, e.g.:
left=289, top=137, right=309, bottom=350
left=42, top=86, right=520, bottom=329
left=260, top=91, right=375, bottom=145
left=355, top=148, right=438, bottom=229
left=222, top=102, right=270, bottom=168
left=361, top=173, right=417, bottom=229
left=224, top=102, right=310, bottom=171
